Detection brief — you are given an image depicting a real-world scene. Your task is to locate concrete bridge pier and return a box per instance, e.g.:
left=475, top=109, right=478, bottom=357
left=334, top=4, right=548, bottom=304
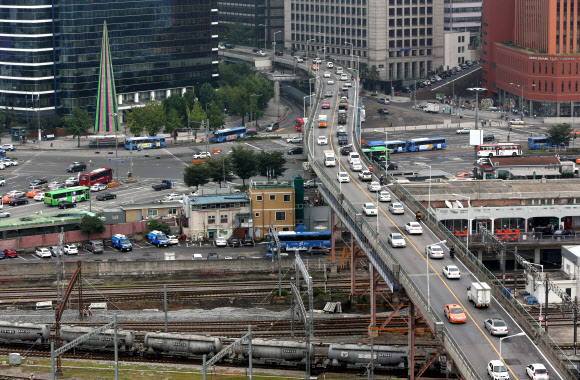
left=274, top=81, right=280, bottom=105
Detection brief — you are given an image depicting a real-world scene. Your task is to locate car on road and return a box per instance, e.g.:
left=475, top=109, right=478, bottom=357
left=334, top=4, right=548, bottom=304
left=340, top=73, right=349, bottom=81
left=388, top=202, right=404, bottom=214
left=327, top=80, right=335, bottom=85
left=286, top=136, right=303, bottom=143
left=379, top=190, right=391, bottom=202
left=192, top=152, right=211, bottom=159
left=487, top=360, right=509, bottom=380
left=243, top=236, right=255, bottom=246
left=321, top=100, right=331, bottom=109
left=358, top=170, right=372, bottom=181
left=65, top=177, right=79, bottom=186
left=215, top=237, right=227, bottom=247
left=340, top=145, right=353, bottom=155
left=26, top=189, right=43, bottom=198
left=63, top=244, right=78, bottom=255
left=378, top=98, right=390, bottom=104
left=2, top=195, right=14, bottom=204
left=426, top=244, right=445, bottom=259
left=90, top=183, right=108, bottom=192
left=442, top=265, right=461, bottom=279
left=34, top=192, right=45, bottom=201
left=349, top=161, right=362, bottom=171
left=324, top=90, right=333, bottom=98
left=256, top=50, right=266, bottom=56
left=323, top=71, right=331, bottom=78
left=58, top=201, right=76, bottom=209
left=207, top=252, right=219, bottom=260
left=509, top=119, right=525, bottom=125
left=164, top=193, right=183, bottom=201
left=327, top=62, right=334, bottom=68
left=344, top=81, right=352, bottom=87
left=0, top=211, right=10, bottom=218
left=362, top=203, right=378, bottom=216
left=3, top=248, right=17, bottom=258
left=304, top=180, right=318, bottom=188
left=379, top=161, right=399, bottom=170
left=553, top=229, right=576, bottom=237
left=367, top=181, right=381, bottom=192
left=444, top=304, right=467, bottom=323
left=275, top=50, right=283, bottom=56
left=96, top=193, right=117, bottom=201
left=484, top=318, right=508, bottom=336
left=378, top=108, right=389, bottom=115
left=48, top=183, right=65, bottom=191
left=483, top=134, right=495, bottom=142
left=337, top=172, right=350, bottom=183
left=35, top=247, right=52, bottom=258
left=287, top=147, right=303, bottom=155
left=388, top=233, right=406, bottom=248
left=311, top=64, right=319, bottom=71
left=3, top=159, right=17, bottom=166
left=317, top=136, right=328, bottom=145
left=7, top=190, right=25, bottom=198
left=67, top=162, right=87, bottom=172
left=405, top=222, right=423, bottom=234
left=0, top=177, right=4, bottom=186
left=1, top=144, right=14, bottom=151
left=526, top=364, right=549, bottom=380
left=307, top=246, right=330, bottom=255
left=229, top=237, right=241, bottom=247
left=8, top=198, right=28, bottom=206
left=456, top=128, right=471, bottom=134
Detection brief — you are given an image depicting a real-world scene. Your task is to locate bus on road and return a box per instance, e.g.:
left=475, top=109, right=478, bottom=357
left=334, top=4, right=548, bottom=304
left=79, top=167, right=113, bottom=187
left=406, top=137, right=446, bottom=152
left=267, top=230, right=332, bottom=252
left=477, top=143, right=522, bottom=157
left=386, top=141, right=407, bottom=153
left=528, top=136, right=567, bottom=150
left=212, top=127, right=247, bottom=143
left=44, top=186, right=90, bottom=206
left=124, top=136, right=166, bottom=150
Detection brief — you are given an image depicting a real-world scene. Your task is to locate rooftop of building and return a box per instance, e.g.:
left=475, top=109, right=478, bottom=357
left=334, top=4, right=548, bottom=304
left=187, top=194, right=250, bottom=206
left=249, top=180, right=295, bottom=190
left=120, top=201, right=183, bottom=210
left=0, top=210, right=96, bottom=230
left=483, top=156, right=561, bottom=167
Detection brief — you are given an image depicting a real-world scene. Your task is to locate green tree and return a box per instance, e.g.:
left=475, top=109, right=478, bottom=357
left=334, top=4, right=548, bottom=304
left=80, top=214, right=106, bottom=240
left=3, top=108, right=18, bottom=130
left=230, top=147, right=258, bottom=186
left=547, top=123, right=572, bottom=146
left=63, top=107, right=92, bottom=147
left=198, top=82, right=215, bottom=108
left=165, top=108, right=183, bottom=136
left=208, top=104, right=226, bottom=130
left=147, top=219, right=171, bottom=235
left=184, top=163, right=211, bottom=189
left=143, top=101, right=166, bottom=136
left=186, top=102, right=207, bottom=137
left=126, top=107, right=146, bottom=136
left=256, top=151, right=287, bottom=179
left=218, top=63, right=253, bottom=87
left=163, top=94, right=188, bottom=121
left=206, top=156, right=235, bottom=187
left=221, top=24, right=255, bottom=50
left=0, top=110, right=5, bottom=132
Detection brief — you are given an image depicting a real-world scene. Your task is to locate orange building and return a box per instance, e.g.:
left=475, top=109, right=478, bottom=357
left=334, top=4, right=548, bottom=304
left=482, top=0, right=580, bottom=117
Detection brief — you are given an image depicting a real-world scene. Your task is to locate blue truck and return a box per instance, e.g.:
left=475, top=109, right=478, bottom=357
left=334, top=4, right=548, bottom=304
left=147, top=230, right=170, bottom=247
left=111, top=234, right=133, bottom=251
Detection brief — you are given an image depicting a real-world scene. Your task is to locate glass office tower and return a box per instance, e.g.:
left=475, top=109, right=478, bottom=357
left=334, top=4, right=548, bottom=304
left=0, top=0, right=218, bottom=116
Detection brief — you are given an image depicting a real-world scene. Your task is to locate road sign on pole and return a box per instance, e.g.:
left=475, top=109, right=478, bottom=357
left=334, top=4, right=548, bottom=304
left=538, top=315, right=544, bottom=321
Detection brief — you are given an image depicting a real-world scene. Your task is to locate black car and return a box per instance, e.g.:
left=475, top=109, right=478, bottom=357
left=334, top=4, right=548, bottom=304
left=287, top=147, right=303, bottom=155
left=275, top=50, right=284, bottom=56
left=379, top=161, right=399, bottom=170
left=553, top=230, right=575, bottom=236
left=96, top=193, right=117, bottom=201
left=229, top=237, right=241, bottom=247
left=340, top=145, right=353, bottom=155
left=252, top=47, right=261, bottom=53
left=483, top=134, right=495, bottom=142
left=58, top=201, right=76, bottom=209
left=308, top=246, right=330, bottom=255
left=378, top=108, right=389, bottom=115
left=224, top=43, right=235, bottom=49
left=8, top=198, right=29, bottom=206
left=66, top=162, right=86, bottom=173
left=243, top=236, right=255, bottom=246
left=30, top=178, right=47, bottom=186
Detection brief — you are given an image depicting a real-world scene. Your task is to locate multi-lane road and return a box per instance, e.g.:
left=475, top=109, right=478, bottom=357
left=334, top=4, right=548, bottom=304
left=309, top=68, right=564, bottom=380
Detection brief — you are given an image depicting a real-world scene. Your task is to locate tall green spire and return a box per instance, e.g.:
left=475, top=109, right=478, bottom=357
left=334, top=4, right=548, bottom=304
left=94, top=21, right=120, bottom=133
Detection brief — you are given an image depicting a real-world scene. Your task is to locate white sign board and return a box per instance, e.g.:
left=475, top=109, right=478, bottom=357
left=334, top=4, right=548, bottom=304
left=165, top=252, right=176, bottom=261
left=469, top=130, right=483, bottom=146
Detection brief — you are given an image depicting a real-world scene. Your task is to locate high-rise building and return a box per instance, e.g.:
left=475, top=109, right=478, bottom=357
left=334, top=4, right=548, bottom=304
left=444, top=0, right=482, bottom=44
left=285, top=0, right=444, bottom=84
left=482, top=0, right=580, bottom=117
left=217, top=0, right=285, bottom=50
left=0, top=1, right=218, bottom=117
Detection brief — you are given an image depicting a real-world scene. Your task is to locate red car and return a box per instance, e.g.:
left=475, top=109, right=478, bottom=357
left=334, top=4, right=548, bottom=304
left=3, top=248, right=17, bottom=258
left=321, top=100, right=331, bottom=109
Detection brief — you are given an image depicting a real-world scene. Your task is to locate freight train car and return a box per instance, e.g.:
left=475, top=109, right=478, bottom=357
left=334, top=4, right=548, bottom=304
left=327, top=343, right=408, bottom=369
left=60, top=326, right=135, bottom=351
left=0, top=321, right=50, bottom=344
left=232, top=339, right=314, bottom=367
left=143, top=332, right=222, bottom=358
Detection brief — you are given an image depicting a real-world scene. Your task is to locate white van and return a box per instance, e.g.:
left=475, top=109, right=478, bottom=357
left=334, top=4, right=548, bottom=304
left=340, top=73, right=349, bottom=81
left=348, top=152, right=360, bottom=163
left=192, top=253, right=204, bottom=260
left=324, top=150, right=336, bottom=167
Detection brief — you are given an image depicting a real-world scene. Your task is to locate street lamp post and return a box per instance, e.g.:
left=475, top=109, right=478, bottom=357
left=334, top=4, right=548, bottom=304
left=428, top=165, right=432, bottom=213
left=452, top=193, right=471, bottom=252
left=249, top=94, right=259, bottom=127
left=467, top=87, right=487, bottom=130
left=509, top=83, right=535, bottom=122
left=526, top=261, right=544, bottom=327
left=306, top=39, right=315, bottom=60
left=108, top=112, right=119, bottom=184
left=273, top=30, right=281, bottom=56
left=345, top=42, right=353, bottom=69
left=426, top=239, right=447, bottom=311
left=499, top=332, right=525, bottom=362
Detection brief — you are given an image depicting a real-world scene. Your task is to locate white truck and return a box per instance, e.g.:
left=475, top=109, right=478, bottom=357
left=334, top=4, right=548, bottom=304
left=467, top=282, right=491, bottom=308
left=424, top=103, right=440, bottom=113
left=324, top=150, right=336, bottom=167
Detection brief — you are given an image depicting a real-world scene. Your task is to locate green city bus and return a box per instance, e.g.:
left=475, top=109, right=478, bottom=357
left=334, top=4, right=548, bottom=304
left=44, top=186, right=90, bottom=206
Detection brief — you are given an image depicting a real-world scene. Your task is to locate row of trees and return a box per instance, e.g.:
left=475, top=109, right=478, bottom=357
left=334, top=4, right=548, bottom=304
left=184, top=147, right=287, bottom=189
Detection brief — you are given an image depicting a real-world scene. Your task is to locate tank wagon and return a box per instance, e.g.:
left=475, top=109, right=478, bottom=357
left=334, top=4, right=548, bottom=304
left=143, top=332, right=222, bottom=358
left=60, top=326, right=135, bottom=351
left=0, top=321, right=50, bottom=344
left=233, top=339, right=315, bottom=366
left=327, top=343, right=408, bottom=369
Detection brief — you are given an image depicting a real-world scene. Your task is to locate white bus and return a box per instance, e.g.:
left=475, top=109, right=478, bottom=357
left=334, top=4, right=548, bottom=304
left=477, top=143, right=522, bottom=158
left=324, top=150, right=336, bottom=167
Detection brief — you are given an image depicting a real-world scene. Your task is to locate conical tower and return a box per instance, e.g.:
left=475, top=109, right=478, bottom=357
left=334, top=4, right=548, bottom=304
left=94, top=21, right=120, bottom=133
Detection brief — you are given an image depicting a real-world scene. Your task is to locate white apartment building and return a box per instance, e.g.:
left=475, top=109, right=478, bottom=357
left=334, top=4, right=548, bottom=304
left=444, top=0, right=482, bottom=44
left=444, top=31, right=471, bottom=70
left=284, top=0, right=444, bottom=82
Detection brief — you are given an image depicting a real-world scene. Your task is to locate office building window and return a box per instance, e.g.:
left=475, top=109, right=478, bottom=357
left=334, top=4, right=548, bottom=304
left=275, top=211, right=286, bottom=221
left=220, top=214, right=228, bottom=224
left=270, top=195, right=276, bottom=201
left=208, top=215, right=215, bottom=224
left=283, top=194, right=291, bottom=202
left=256, top=195, right=263, bottom=201
left=148, top=210, right=158, bottom=216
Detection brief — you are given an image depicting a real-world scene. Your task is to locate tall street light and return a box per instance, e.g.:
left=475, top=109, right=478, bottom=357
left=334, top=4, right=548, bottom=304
left=499, top=332, right=525, bottom=362
left=108, top=112, right=119, bottom=184
left=426, top=239, right=447, bottom=311
left=273, top=30, right=282, bottom=55
left=428, top=165, right=432, bottom=212
left=509, top=83, right=535, bottom=122
left=452, top=193, right=471, bottom=252
left=306, top=38, right=315, bottom=60
left=467, top=87, right=487, bottom=164
left=525, top=261, right=544, bottom=327
left=259, top=23, right=267, bottom=51
left=345, top=42, right=353, bottom=69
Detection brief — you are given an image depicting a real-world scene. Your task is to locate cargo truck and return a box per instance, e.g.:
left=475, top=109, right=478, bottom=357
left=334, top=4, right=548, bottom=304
left=467, top=282, right=491, bottom=308
left=324, top=150, right=336, bottom=167
left=111, top=234, right=133, bottom=251
left=318, top=114, right=328, bottom=128
left=339, top=101, right=349, bottom=110
left=424, top=103, right=440, bottom=113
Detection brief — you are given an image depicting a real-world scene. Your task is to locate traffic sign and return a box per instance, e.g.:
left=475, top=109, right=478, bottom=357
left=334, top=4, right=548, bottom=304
left=538, top=315, right=544, bottom=321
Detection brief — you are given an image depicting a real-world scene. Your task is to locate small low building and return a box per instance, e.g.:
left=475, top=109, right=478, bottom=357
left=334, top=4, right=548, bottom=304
left=121, top=201, right=182, bottom=223
left=477, top=156, right=562, bottom=180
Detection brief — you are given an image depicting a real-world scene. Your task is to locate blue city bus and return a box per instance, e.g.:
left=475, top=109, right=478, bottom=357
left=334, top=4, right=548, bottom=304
left=0, top=149, right=5, bottom=159
left=527, top=136, right=568, bottom=150
left=267, top=231, right=332, bottom=252
left=124, top=136, right=166, bottom=150
left=406, top=137, right=446, bottom=152
left=212, top=127, right=247, bottom=143
left=386, top=140, right=408, bottom=153
left=365, top=141, right=386, bottom=148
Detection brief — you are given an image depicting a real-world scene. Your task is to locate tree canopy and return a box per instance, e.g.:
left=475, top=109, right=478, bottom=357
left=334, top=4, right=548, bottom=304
left=184, top=163, right=212, bottom=189
left=256, top=151, right=287, bottom=179
left=547, top=123, right=572, bottom=146
left=230, top=147, right=259, bottom=186
left=205, top=156, right=235, bottom=187
left=80, top=215, right=106, bottom=237
left=63, top=107, right=92, bottom=147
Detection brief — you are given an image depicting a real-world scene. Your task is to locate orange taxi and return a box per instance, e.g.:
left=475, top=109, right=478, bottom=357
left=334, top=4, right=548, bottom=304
left=311, top=64, right=319, bottom=71
left=571, top=129, right=580, bottom=137
left=2, top=195, right=14, bottom=204
left=444, top=304, right=467, bottom=324
left=27, top=189, right=43, bottom=198
left=456, top=172, right=471, bottom=178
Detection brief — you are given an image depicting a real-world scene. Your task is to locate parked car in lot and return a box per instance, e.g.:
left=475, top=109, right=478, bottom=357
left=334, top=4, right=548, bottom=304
left=63, top=244, right=78, bottom=255
left=35, top=247, right=52, bottom=258
left=286, top=136, right=303, bottom=143
left=8, top=198, right=28, bottom=206
left=287, top=147, right=303, bottom=155
left=58, top=201, right=76, bottom=209
left=229, top=237, right=241, bottom=247
left=207, top=252, right=219, bottom=259
left=96, top=193, right=117, bottom=201
left=3, top=248, right=17, bottom=258
left=243, top=236, right=254, bottom=246
left=215, top=237, right=228, bottom=247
